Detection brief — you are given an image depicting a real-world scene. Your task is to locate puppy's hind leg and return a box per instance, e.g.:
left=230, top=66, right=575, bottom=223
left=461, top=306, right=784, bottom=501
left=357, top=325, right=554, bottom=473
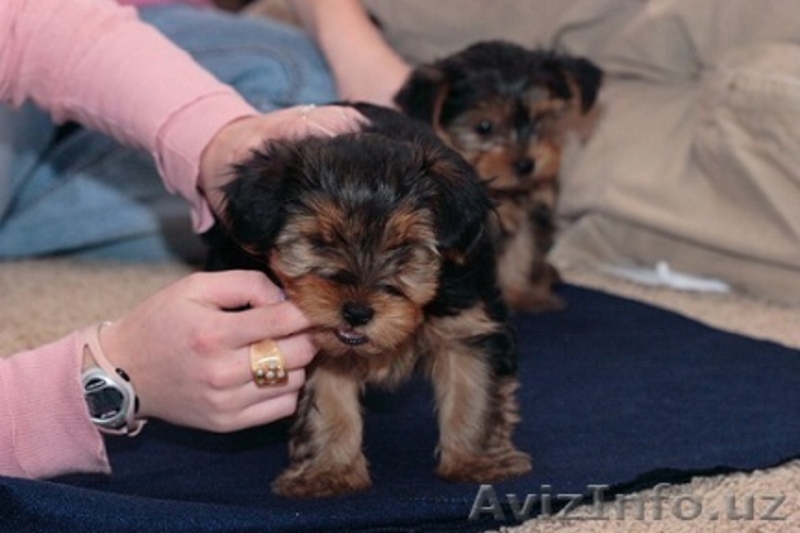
left=272, top=364, right=370, bottom=498
left=424, top=313, right=532, bottom=483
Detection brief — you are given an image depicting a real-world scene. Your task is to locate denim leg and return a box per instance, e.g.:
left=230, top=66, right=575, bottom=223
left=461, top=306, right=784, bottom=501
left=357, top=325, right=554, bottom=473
left=0, top=127, right=204, bottom=262
left=139, top=5, right=338, bottom=111
left=0, top=104, right=58, bottom=222
left=0, top=6, right=337, bottom=262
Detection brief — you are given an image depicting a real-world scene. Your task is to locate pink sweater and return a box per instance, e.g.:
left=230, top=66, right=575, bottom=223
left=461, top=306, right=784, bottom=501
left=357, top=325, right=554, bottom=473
left=0, top=0, right=257, bottom=478
left=120, top=0, right=213, bottom=6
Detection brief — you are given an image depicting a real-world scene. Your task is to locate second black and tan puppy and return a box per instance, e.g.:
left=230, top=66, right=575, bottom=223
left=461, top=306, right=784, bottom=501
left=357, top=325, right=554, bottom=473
left=396, top=41, right=603, bottom=312
left=208, top=104, right=531, bottom=498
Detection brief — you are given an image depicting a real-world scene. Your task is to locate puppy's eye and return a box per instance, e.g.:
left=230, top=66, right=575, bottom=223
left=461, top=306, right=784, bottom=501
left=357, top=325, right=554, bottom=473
left=322, top=270, right=359, bottom=286
left=378, top=283, right=405, bottom=298
left=310, top=235, right=332, bottom=251
left=474, top=120, right=493, bottom=136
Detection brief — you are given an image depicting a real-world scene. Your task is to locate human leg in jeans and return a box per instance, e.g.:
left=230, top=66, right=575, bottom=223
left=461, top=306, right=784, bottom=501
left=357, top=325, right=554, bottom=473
left=0, top=6, right=336, bottom=262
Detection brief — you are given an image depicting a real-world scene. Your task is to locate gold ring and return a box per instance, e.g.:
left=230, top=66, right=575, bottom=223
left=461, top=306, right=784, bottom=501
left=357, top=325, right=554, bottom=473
left=249, top=339, right=288, bottom=387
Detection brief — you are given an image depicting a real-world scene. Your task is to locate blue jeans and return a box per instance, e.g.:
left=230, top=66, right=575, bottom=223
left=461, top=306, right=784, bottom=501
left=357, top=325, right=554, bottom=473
left=0, top=6, right=337, bottom=262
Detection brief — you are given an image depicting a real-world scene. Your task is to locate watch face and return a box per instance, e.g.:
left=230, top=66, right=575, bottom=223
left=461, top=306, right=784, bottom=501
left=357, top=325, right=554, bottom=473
left=85, top=377, right=125, bottom=420
left=82, top=369, right=129, bottom=429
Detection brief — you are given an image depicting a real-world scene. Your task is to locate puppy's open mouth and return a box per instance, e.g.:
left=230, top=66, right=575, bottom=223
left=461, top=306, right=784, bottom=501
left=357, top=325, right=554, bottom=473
left=335, top=327, right=369, bottom=346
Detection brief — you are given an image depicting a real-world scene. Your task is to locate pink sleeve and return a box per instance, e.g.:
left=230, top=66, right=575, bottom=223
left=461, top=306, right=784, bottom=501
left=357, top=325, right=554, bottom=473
left=0, top=332, right=110, bottom=479
left=0, top=0, right=258, bottom=231
left=119, top=0, right=213, bottom=7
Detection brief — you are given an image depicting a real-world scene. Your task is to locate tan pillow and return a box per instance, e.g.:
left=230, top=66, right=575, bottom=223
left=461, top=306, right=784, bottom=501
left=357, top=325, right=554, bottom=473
left=598, top=0, right=800, bottom=82
left=553, top=40, right=800, bottom=305
left=362, top=0, right=642, bottom=63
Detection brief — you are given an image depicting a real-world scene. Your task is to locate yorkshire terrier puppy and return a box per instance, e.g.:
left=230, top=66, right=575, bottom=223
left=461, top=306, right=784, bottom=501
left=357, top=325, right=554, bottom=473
left=395, top=41, right=603, bottom=312
left=207, top=104, right=531, bottom=498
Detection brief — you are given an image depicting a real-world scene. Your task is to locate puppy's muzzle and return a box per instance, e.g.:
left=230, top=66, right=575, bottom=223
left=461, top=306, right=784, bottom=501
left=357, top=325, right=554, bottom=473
left=334, top=302, right=374, bottom=346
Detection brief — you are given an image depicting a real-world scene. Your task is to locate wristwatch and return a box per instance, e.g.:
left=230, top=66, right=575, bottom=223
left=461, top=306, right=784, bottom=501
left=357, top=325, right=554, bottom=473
left=81, top=323, right=146, bottom=436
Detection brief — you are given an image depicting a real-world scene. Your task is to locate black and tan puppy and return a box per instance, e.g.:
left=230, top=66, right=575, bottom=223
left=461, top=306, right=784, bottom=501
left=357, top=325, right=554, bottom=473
left=395, top=41, right=603, bottom=312
left=208, top=104, right=530, bottom=498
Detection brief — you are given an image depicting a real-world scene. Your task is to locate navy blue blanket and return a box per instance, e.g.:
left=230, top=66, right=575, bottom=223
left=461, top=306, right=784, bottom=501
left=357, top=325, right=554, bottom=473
left=2, top=286, right=799, bottom=532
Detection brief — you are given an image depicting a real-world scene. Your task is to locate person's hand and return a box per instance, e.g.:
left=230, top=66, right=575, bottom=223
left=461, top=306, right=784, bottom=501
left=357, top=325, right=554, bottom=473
left=98, top=270, right=315, bottom=432
left=198, top=104, right=366, bottom=217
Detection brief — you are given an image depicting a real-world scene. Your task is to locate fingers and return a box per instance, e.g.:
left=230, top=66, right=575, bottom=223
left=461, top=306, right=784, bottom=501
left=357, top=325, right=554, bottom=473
left=238, top=367, right=305, bottom=430
left=184, top=271, right=313, bottom=342
left=301, top=105, right=368, bottom=137
left=248, top=104, right=367, bottom=144
left=188, top=270, right=285, bottom=310
left=113, top=269, right=317, bottom=433
left=183, top=274, right=317, bottom=386
left=273, top=334, right=317, bottom=372
left=203, top=369, right=306, bottom=433
left=216, top=301, right=314, bottom=349
left=230, top=391, right=301, bottom=431
left=218, top=332, right=316, bottom=388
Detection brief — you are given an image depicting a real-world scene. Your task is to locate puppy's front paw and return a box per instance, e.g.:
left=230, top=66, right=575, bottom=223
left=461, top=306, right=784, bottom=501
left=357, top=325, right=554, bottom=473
left=272, top=457, right=371, bottom=498
left=437, top=449, right=532, bottom=484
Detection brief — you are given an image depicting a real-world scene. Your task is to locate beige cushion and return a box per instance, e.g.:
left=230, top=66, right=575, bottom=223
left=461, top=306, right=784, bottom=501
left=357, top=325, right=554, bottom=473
left=362, top=0, right=642, bottom=63
left=553, top=0, right=800, bottom=305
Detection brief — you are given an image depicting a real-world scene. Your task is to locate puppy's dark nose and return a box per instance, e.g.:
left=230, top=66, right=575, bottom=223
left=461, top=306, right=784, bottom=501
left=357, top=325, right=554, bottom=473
left=342, top=302, right=375, bottom=326
left=514, top=157, right=535, bottom=177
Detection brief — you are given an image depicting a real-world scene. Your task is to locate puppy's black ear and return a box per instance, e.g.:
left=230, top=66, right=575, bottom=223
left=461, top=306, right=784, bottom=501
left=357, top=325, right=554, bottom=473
left=419, top=142, right=493, bottom=258
left=562, top=57, right=603, bottom=113
left=394, top=65, right=449, bottom=125
left=221, top=143, right=295, bottom=254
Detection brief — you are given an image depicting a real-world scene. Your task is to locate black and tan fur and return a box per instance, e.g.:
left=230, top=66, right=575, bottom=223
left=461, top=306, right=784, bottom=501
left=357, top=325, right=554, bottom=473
left=395, top=41, right=603, bottom=312
left=206, top=104, right=530, bottom=498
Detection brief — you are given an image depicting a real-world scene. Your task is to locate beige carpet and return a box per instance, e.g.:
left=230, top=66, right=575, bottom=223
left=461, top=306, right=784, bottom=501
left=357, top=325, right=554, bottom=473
left=1, top=259, right=798, bottom=532
left=0, top=259, right=192, bottom=355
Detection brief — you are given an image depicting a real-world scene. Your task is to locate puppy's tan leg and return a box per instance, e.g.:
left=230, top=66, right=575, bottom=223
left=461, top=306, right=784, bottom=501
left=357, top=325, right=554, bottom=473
left=424, top=310, right=532, bottom=483
left=272, top=364, right=370, bottom=498
left=503, top=279, right=565, bottom=312
left=518, top=259, right=566, bottom=312
left=497, top=215, right=565, bottom=313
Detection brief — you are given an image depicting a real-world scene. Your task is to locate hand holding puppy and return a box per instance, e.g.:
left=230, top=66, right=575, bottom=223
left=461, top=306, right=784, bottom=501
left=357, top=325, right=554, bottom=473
left=99, top=270, right=316, bottom=433
left=199, top=105, right=366, bottom=217
left=98, top=105, right=365, bottom=433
